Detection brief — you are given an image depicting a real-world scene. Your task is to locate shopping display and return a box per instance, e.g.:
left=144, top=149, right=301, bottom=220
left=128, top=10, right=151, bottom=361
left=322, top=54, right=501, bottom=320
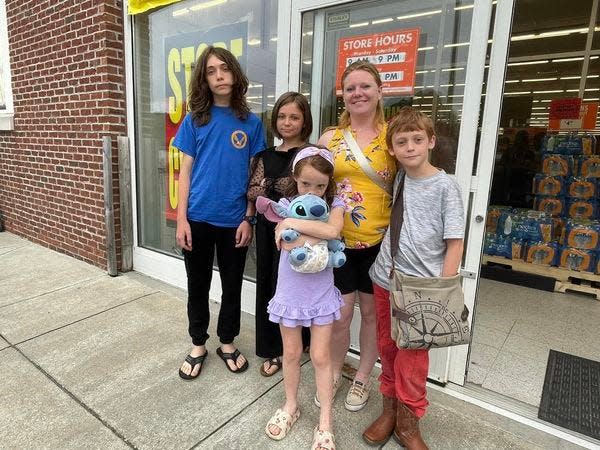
left=484, top=132, right=600, bottom=273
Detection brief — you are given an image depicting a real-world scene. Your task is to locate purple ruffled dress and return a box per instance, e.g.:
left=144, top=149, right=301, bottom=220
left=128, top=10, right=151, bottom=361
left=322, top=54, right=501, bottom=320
left=267, top=197, right=345, bottom=327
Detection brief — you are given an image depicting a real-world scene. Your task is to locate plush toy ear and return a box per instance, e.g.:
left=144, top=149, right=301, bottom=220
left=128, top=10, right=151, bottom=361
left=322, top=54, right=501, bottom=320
left=256, top=196, right=288, bottom=222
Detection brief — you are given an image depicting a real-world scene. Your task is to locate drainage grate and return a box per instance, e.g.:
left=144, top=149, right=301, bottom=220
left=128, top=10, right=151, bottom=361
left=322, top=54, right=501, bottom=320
left=538, top=350, right=600, bottom=440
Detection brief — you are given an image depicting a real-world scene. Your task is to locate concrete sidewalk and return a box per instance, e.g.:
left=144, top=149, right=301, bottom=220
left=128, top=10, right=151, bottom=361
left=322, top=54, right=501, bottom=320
left=0, top=232, right=588, bottom=449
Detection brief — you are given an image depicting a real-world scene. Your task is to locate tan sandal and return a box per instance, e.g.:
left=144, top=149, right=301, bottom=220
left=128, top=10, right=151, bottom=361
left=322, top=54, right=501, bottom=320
left=265, top=408, right=300, bottom=440
left=311, top=427, right=336, bottom=450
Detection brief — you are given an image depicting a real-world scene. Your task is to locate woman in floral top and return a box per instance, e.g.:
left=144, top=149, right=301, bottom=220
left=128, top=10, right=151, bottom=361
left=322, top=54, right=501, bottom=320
left=317, top=61, right=397, bottom=412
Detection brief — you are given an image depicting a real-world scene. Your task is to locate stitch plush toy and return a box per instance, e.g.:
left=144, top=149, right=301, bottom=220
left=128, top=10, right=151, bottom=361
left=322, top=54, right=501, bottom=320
left=256, top=193, right=346, bottom=273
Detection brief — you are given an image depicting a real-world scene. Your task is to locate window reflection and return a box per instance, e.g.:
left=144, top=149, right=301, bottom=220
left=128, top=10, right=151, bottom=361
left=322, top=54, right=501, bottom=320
left=301, top=0, right=477, bottom=174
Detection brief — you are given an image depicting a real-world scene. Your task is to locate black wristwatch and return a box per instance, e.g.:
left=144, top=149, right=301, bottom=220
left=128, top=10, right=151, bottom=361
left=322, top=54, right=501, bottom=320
left=243, top=215, right=257, bottom=226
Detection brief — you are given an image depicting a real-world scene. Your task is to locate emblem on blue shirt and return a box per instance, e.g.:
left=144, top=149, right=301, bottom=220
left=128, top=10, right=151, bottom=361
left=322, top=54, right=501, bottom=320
left=231, top=130, right=248, bottom=149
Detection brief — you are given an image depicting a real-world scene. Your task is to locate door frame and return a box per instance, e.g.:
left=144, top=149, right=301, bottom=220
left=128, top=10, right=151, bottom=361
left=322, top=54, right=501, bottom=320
left=447, top=0, right=515, bottom=383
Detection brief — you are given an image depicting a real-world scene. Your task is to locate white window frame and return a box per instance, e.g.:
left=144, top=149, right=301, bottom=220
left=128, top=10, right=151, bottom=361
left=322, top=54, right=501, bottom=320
left=0, top=0, right=14, bottom=130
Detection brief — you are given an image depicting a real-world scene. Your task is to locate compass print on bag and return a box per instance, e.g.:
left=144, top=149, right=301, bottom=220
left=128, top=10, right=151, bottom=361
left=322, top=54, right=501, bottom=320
left=390, top=276, right=471, bottom=350
left=403, top=299, right=469, bottom=348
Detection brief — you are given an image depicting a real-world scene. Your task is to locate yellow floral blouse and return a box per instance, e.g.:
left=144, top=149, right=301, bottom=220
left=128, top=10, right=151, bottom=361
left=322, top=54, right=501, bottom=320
left=327, top=125, right=398, bottom=249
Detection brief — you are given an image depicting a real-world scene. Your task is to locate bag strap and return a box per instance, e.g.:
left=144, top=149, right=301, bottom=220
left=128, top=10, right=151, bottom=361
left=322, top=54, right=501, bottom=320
left=342, top=128, right=392, bottom=196
left=389, top=173, right=406, bottom=278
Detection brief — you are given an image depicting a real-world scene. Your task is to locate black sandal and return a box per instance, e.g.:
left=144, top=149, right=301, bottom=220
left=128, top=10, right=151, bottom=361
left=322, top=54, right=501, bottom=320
left=216, top=347, right=249, bottom=373
left=178, top=352, right=207, bottom=380
left=260, top=357, right=282, bottom=377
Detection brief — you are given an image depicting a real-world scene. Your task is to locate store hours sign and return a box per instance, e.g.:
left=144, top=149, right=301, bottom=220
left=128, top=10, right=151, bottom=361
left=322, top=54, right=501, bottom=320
left=335, top=28, right=420, bottom=96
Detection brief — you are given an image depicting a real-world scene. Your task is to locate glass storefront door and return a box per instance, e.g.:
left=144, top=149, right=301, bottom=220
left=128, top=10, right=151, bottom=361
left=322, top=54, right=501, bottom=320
left=290, top=0, right=498, bottom=384
left=130, top=0, right=279, bottom=290
left=470, top=0, right=600, bottom=409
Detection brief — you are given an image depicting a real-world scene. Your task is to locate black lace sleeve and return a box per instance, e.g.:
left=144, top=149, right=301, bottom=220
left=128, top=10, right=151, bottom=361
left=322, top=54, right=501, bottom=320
left=247, top=156, right=265, bottom=202
left=273, top=176, right=292, bottom=198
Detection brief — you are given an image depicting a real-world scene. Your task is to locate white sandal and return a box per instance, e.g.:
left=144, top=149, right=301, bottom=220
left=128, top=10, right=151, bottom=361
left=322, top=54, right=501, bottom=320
left=265, top=408, right=300, bottom=440
left=311, top=427, right=336, bottom=450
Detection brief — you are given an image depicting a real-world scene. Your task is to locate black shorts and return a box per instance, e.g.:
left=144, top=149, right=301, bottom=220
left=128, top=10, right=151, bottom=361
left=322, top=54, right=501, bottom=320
left=334, top=243, right=381, bottom=295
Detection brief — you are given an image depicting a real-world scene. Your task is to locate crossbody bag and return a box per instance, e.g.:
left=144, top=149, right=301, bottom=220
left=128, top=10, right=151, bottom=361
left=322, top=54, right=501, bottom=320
left=342, top=128, right=392, bottom=197
left=388, top=174, right=471, bottom=349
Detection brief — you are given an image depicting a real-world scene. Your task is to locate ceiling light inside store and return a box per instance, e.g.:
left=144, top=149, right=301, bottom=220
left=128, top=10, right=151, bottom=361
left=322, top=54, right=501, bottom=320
left=270, top=37, right=278, bottom=42
left=511, top=26, right=589, bottom=42
left=585, top=98, right=600, bottom=101
left=418, top=46, right=435, bottom=51
left=533, top=90, right=564, bottom=94
left=444, top=42, right=469, bottom=48
left=442, top=67, right=464, bottom=72
left=552, top=57, right=584, bottom=62
left=172, top=8, right=189, bottom=16
left=189, top=0, right=227, bottom=11
left=505, top=91, right=531, bottom=95
left=505, top=80, right=520, bottom=83
left=397, top=10, right=442, bottom=20
left=522, top=77, right=558, bottom=82
left=454, top=4, right=474, bottom=11
left=372, top=17, right=394, bottom=24
left=302, top=60, right=312, bottom=65
left=349, top=22, right=369, bottom=28
left=248, top=39, right=261, bottom=46
left=507, top=60, right=549, bottom=67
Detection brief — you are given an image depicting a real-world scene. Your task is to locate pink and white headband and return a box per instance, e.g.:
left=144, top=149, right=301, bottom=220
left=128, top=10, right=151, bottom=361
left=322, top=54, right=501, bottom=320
left=292, top=146, right=334, bottom=170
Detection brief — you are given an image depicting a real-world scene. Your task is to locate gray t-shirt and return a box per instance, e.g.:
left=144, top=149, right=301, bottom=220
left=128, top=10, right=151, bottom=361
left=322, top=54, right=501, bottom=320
left=369, top=169, right=465, bottom=290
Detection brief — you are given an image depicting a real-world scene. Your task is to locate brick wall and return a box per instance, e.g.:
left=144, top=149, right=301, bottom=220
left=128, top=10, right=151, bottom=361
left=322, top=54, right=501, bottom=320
left=0, top=0, right=127, bottom=268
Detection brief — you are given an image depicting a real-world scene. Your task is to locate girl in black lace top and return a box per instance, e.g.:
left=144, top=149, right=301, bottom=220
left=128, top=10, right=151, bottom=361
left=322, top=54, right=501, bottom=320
left=247, top=92, right=313, bottom=377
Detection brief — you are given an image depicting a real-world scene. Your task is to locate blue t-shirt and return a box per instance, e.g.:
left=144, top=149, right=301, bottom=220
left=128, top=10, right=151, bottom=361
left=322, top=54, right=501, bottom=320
left=173, top=106, right=265, bottom=227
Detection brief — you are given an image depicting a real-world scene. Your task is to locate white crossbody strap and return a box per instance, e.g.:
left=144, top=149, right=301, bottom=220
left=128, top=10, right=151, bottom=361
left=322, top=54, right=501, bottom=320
left=342, top=129, right=391, bottom=197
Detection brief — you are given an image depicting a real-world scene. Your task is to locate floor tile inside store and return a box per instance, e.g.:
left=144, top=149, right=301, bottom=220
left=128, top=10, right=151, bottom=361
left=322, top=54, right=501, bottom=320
left=467, top=278, right=600, bottom=406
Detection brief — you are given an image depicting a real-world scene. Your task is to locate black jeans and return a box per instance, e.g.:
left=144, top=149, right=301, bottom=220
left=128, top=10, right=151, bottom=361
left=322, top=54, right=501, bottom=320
left=183, top=220, right=248, bottom=346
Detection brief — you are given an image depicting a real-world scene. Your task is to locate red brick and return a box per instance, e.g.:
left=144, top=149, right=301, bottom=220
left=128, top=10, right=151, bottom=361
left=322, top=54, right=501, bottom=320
left=0, top=0, right=127, bottom=270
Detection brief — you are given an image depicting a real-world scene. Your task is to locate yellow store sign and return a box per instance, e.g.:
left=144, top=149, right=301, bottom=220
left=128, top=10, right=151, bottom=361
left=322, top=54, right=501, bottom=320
left=127, top=0, right=184, bottom=15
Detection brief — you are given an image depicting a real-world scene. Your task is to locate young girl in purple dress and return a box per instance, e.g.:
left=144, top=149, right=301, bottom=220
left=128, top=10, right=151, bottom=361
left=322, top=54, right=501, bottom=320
left=264, top=146, right=344, bottom=450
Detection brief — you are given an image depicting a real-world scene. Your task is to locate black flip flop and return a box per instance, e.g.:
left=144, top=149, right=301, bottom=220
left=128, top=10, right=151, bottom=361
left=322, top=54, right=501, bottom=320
left=178, top=352, right=207, bottom=380
left=260, top=357, right=282, bottom=377
left=216, top=347, right=249, bottom=373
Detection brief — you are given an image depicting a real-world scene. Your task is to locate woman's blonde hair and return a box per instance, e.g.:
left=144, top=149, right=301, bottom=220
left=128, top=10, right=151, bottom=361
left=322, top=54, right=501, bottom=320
left=338, top=61, right=385, bottom=129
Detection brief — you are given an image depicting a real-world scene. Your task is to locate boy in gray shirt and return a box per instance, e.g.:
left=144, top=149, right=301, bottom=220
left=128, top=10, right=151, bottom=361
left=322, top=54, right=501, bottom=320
left=363, top=107, right=464, bottom=449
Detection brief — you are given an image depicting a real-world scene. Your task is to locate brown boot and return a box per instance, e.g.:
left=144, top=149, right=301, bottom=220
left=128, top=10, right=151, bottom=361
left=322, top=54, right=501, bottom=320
left=362, top=394, right=397, bottom=446
left=393, top=402, right=428, bottom=450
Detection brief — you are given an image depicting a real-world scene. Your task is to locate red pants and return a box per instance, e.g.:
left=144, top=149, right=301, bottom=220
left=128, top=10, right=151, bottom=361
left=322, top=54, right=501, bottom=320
left=373, top=283, right=429, bottom=417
